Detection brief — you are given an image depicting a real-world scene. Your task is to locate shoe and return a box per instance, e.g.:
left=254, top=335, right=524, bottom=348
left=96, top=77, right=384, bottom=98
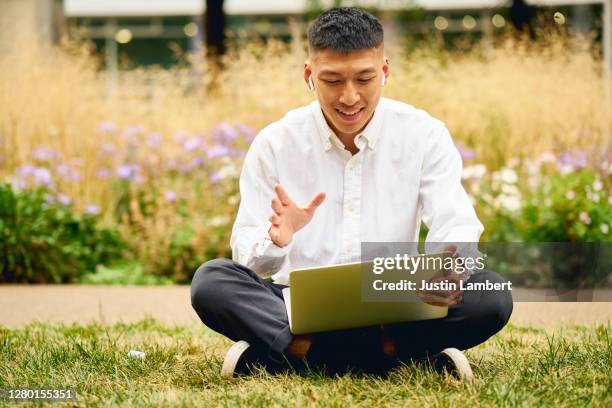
left=221, top=341, right=260, bottom=378
left=430, top=348, right=474, bottom=381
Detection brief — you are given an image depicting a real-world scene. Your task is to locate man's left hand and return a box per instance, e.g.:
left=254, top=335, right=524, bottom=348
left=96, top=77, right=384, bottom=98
left=417, top=244, right=465, bottom=307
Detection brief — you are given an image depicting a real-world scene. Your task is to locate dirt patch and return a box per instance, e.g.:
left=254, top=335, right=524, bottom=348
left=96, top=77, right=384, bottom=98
left=0, top=285, right=610, bottom=327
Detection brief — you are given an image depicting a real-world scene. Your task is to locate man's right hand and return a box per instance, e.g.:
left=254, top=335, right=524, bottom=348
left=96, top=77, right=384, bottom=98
left=268, top=184, right=326, bottom=247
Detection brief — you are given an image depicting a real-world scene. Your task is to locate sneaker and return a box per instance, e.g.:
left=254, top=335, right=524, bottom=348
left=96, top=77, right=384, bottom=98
left=430, top=348, right=474, bottom=381
left=221, top=341, right=260, bottom=378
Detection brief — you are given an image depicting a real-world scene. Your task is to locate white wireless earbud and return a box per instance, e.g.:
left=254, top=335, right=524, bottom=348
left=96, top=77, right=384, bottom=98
left=308, top=75, right=315, bottom=91
left=381, top=72, right=386, bottom=87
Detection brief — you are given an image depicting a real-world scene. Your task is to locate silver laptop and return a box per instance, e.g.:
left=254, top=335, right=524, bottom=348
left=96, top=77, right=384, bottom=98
left=283, top=254, right=449, bottom=334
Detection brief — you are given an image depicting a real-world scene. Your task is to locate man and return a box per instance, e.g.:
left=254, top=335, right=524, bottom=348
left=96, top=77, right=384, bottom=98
left=191, top=7, right=513, bottom=379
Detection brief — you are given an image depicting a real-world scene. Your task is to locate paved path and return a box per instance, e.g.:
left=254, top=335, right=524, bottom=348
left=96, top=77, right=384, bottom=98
left=0, top=285, right=610, bottom=327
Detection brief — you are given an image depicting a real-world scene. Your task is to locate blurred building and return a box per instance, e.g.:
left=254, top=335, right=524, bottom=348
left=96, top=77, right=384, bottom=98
left=2, top=1, right=606, bottom=70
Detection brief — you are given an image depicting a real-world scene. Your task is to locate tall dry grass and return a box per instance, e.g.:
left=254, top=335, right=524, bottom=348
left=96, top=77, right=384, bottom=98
left=1, top=21, right=609, bottom=274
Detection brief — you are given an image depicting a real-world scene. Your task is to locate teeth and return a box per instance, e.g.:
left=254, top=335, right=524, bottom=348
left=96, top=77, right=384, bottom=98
left=338, top=109, right=361, bottom=116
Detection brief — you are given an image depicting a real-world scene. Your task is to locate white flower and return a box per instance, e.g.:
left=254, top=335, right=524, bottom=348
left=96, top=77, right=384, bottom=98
left=227, top=195, right=240, bottom=205
left=218, top=158, right=239, bottom=179
left=593, top=179, right=603, bottom=191
left=559, top=164, right=573, bottom=175
left=499, top=168, right=518, bottom=184
left=565, top=190, right=576, bottom=200
left=209, top=215, right=230, bottom=227
left=462, top=164, right=487, bottom=180
left=544, top=198, right=552, bottom=206
left=587, top=191, right=600, bottom=202
left=501, top=184, right=521, bottom=197
left=496, top=194, right=521, bottom=212
left=601, top=224, right=609, bottom=234
left=578, top=212, right=591, bottom=225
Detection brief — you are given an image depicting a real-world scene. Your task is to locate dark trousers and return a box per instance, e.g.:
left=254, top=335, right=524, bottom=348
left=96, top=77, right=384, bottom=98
left=191, top=259, right=513, bottom=373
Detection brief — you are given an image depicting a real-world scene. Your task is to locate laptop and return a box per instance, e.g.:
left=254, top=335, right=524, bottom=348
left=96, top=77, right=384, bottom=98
left=283, top=253, right=449, bottom=334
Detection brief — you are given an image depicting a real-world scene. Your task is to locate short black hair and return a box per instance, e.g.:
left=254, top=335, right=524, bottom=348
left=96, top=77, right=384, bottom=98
left=307, top=7, right=384, bottom=54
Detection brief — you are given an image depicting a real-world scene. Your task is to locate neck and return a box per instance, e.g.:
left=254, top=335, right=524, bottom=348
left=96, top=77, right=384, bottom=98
left=337, top=133, right=360, bottom=155
left=321, top=110, right=375, bottom=156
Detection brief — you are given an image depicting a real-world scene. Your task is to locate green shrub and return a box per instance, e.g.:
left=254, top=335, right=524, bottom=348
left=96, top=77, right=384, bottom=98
left=518, top=170, right=610, bottom=242
left=0, top=183, right=125, bottom=283
left=79, top=261, right=173, bottom=285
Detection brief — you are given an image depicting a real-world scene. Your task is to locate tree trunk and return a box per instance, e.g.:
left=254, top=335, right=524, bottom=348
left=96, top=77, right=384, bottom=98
left=510, top=0, right=534, bottom=38
left=205, top=0, right=226, bottom=58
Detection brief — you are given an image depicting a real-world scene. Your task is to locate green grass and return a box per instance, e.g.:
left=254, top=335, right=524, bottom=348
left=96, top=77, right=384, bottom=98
left=0, top=318, right=610, bottom=407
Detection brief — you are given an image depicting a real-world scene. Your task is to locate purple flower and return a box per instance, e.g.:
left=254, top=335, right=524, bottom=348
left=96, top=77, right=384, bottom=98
left=192, top=157, right=204, bottom=168
left=558, top=150, right=588, bottom=172
left=57, top=193, right=72, bottom=206
left=45, top=194, right=56, bottom=204
left=33, top=146, right=59, bottom=162
left=147, top=133, right=162, bottom=148
left=100, top=142, right=116, bottom=155
left=165, top=159, right=177, bottom=170
left=228, top=147, right=246, bottom=158
left=123, top=125, right=142, bottom=138
left=98, top=121, right=117, bottom=134
left=55, top=164, right=81, bottom=182
left=213, top=122, right=238, bottom=145
left=206, top=144, right=229, bottom=159
left=11, top=177, right=27, bottom=190
left=33, top=167, right=53, bottom=187
left=17, top=164, right=36, bottom=177
left=209, top=172, right=222, bottom=183
left=236, top=123, right=256, bottom=142
left=84, top=204, right=100, bottom=215
left=164, top=190, right=177, bottom=202
left=173, top=131, right=189, bottom=143
left=96, top=167, right=111, bottom=179
left=182, top=136, right=201, bottom=152
left=116, top=163, right=140, bottom=180
left=454, top=141, right=476, bottom=161
left=178, top=157, right=204, bottom=174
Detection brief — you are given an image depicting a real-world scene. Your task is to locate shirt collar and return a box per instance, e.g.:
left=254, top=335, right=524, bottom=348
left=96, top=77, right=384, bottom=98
left=311, top=99, right=385, bottom=152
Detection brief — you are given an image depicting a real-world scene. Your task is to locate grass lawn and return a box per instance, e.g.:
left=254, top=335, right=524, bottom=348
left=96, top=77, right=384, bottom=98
left=0, top=318, right=610, bottom=407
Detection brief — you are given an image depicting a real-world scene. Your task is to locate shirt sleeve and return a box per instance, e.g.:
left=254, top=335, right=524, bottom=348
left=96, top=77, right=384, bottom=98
left=419, top=123, right=484, bottom=277
left=230, top=133, right=293, bottom=278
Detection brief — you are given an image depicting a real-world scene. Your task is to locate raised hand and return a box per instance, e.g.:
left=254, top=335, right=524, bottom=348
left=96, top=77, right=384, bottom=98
left=268, top=184, right=326, bottom=248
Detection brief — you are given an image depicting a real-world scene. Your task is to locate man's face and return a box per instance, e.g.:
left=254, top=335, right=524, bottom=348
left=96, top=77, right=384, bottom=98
left=304, top=48, right=389, bottom=138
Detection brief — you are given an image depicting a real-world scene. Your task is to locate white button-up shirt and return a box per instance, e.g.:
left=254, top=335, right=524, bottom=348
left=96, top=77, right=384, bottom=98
left=230, top=97, right=484, bottom=285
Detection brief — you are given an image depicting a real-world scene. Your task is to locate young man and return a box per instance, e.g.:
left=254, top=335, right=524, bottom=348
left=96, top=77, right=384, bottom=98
left=191, top=7, right=513, bottom=379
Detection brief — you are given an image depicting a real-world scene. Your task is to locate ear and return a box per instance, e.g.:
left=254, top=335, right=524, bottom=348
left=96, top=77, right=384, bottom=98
left=304, top=61, right=314, bottom=91
left=382, top=56, right=390, bottom=86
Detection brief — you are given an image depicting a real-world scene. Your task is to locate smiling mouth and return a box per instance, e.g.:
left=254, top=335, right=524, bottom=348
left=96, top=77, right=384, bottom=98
left=336, top=107, right=365, bottom=122
left=336, top=108, right=365, bottom=116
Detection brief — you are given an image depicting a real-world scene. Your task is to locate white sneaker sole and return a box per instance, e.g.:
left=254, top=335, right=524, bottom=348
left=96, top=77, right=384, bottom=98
left=440, top=348, right=474, bottom=381
left=221, top=340, right=250, bottom=378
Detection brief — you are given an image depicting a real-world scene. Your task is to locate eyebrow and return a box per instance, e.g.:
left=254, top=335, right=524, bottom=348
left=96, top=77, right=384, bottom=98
left=319, top=68, right=377, bottom=76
